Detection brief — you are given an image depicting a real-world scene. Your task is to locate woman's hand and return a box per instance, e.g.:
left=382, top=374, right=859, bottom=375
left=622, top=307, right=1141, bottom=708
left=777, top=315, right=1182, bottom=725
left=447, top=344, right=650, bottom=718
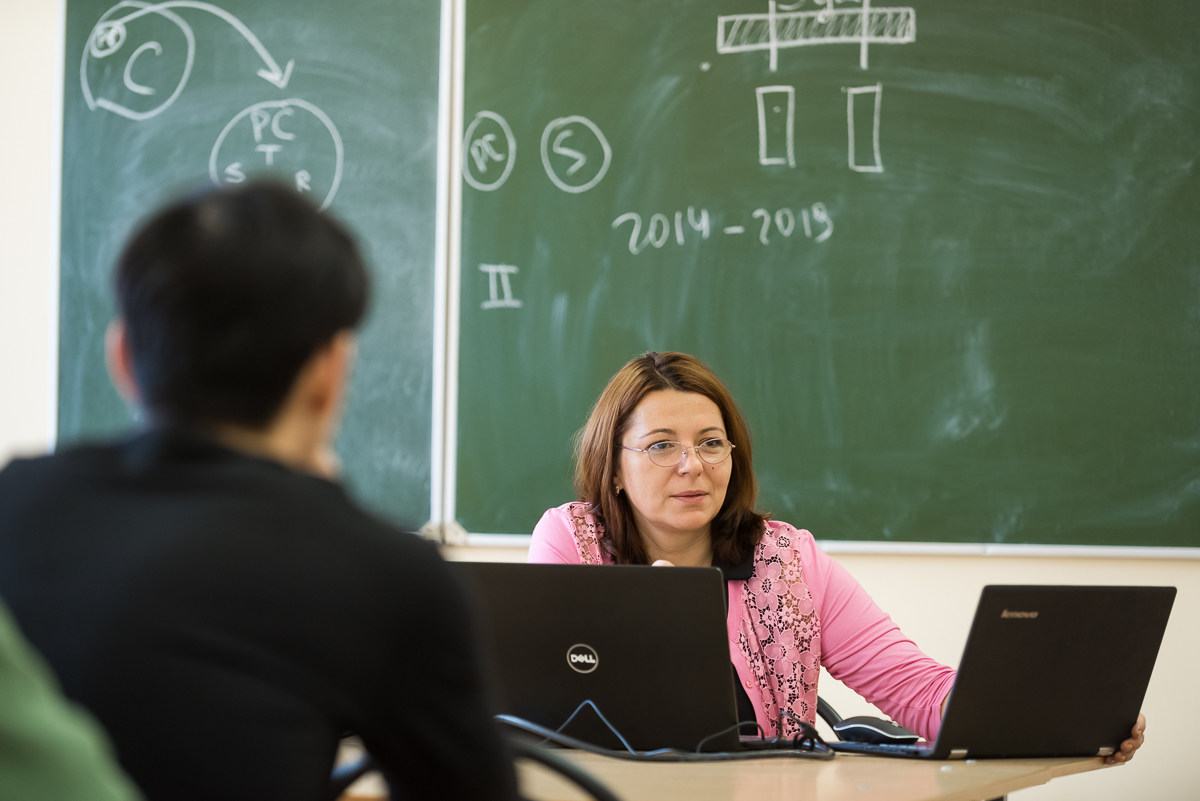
left=1104, top=714, right=1146, bottom=766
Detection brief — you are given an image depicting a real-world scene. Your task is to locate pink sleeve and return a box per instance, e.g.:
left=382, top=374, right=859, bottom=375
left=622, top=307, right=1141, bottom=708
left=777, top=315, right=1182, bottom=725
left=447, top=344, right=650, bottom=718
left=528, top=505, right=584, bottom=565
left=797, top=531, right=956, bottom=741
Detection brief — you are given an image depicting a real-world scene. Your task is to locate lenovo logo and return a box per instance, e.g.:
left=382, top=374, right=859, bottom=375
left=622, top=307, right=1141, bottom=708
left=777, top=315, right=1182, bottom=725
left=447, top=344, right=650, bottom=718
left=566, top=643, right=599, bottom=673
left=1001, top=609, right=1038, bottom=619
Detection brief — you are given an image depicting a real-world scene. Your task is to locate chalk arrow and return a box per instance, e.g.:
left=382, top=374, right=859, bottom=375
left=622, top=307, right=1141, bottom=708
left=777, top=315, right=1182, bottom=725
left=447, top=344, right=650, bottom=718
left=258, top=58, right=294, bottom=89
left=113, top=1, right=294, bottom=89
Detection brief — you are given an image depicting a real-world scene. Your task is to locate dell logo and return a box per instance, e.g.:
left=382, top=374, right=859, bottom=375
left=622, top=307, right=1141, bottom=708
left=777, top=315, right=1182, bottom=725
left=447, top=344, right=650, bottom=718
left=1001, top=609, right=1039, bottom=619
left=566, top=643, right=599, bottom=674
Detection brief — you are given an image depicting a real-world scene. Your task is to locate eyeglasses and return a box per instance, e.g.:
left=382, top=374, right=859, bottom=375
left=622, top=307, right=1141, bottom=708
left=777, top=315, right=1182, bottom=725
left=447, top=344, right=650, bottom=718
left=621, top=438, right=735, bottom=468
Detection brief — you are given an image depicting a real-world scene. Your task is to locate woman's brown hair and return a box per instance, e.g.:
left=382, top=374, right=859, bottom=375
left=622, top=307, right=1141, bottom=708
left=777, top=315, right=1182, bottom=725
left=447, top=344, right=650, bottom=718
left=573, top=351, right=767, bottom=565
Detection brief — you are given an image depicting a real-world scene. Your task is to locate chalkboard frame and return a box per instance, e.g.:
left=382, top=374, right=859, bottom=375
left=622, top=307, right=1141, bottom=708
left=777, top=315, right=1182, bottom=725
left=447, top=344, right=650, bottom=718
left=434, top=0, right=1200, bottom=556
left=56, top=0, right=447, bottom=528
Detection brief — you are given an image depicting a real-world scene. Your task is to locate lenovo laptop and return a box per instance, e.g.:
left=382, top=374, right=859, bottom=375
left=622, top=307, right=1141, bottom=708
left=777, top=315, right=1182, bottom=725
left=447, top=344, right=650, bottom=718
left=452, top=562, right=746, bottom=753
left=831, top=585, right=1175, bottom=759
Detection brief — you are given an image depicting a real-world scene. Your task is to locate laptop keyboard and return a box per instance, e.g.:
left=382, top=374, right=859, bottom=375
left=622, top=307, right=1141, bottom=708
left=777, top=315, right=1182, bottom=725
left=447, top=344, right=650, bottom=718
left=830, top=741, right=925, bottom=756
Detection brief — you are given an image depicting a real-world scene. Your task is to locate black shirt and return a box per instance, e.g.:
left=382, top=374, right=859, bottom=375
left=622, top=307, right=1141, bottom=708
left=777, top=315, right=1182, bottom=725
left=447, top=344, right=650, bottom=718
left=712, top=548, right=759, bottom=728
left=0, top=427, right=518, bottom=801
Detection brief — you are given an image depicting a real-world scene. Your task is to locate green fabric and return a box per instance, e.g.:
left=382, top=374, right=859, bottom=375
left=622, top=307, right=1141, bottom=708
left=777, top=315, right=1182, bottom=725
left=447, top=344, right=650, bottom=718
left=0, top=602, right=141, bottom=801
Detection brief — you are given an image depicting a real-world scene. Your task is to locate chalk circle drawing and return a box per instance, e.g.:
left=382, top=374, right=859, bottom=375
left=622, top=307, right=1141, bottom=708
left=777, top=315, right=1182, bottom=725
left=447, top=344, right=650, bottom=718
left=540, top=116, right=612, bottom=194
left=462, top=111, right=516, bottom=191
left=209, top=99, right=343, bottom=210
left=718, top=0, right=916, bottom=72
left=82, top=1, right=294, bottom=122
left=756, top=86, right=795, bottom=168
left=845, top=83, right=883, bottom=172
left=82, top=2, right=195, bottom=121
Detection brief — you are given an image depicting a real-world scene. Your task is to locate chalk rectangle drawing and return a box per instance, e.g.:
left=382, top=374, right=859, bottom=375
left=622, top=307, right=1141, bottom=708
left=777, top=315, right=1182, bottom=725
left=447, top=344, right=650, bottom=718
left=718, top=0, right=916, bottom=71
left=846, top=83, right=883, bottom=173
left=756, top=86, right=795, bottom=168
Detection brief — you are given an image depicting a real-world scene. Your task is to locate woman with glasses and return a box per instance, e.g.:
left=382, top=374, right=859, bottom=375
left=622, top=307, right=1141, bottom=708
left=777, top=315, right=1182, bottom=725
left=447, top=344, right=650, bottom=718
left=528, top=352, right=1149, bottom=763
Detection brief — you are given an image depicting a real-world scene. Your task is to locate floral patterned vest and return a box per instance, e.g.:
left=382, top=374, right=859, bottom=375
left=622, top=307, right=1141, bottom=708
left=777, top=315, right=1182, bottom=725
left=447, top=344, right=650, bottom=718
left=562, top=503, right=822, bottom=737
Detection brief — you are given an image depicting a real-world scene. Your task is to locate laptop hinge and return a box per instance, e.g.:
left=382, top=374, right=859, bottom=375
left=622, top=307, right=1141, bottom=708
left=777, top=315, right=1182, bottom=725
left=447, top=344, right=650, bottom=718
left=949, top=748, right=968, bottom=759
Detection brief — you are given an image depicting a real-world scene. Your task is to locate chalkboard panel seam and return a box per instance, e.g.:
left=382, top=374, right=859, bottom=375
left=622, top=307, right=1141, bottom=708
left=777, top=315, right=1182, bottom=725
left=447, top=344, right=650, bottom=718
left=432, top=0, right=468, bottom=541
left=426, top=0, right=458, bottom=538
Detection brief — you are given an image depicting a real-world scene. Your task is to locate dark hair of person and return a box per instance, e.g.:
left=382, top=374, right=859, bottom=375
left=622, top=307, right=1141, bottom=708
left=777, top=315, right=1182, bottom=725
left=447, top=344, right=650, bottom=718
left=573, top=351, right=767, bottom=565
left=114, top=181, right=369, bottom=429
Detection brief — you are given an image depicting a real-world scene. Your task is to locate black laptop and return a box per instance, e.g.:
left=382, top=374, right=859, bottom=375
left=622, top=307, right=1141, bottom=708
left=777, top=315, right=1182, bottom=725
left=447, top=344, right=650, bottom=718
left=452, top=562, right=746, bottom=752
left=830, top=585, right=1175, bottom=759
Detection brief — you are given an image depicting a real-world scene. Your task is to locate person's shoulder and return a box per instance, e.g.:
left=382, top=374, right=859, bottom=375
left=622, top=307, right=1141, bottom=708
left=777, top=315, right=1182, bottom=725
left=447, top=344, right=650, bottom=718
left=1, top=439, right=123, bottom=471
left=759, top=519, right=820, bottom=556
left=0, top=441, right=122, bottom=496
left=0, top=452, right=50, bottom=488
left=762, top=518, right=815, bottom=542
left=536, top=501, right=595, bottom=529
left=175, top=444, right=441, bottom=572
left=291, top=492, right=455, bottom=614
left=309, top=488, right=438, bottom=561
left=530, top=501, right=601, bottom=564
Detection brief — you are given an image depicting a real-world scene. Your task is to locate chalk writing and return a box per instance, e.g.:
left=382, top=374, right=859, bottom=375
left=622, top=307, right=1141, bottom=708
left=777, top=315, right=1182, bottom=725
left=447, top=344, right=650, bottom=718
left=463, top=111, right=516, bottom=191
left=613, top=207, right=711, bottom=254
left=540, top=116, right=612, bottom=193
left=82, top=1, right=294, bottom=121
left=209, top=99, right=344, bottom=210
left=613, top=204, right=831, bottom=254
left=122, top=41, right=162, bottom=95
left=480, top=264, right=523, bottom=309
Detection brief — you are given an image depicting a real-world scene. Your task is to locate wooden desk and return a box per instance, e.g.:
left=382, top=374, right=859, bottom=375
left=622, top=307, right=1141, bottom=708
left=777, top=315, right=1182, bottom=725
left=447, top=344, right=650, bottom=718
left=516, top=751, right=1108, bottom=801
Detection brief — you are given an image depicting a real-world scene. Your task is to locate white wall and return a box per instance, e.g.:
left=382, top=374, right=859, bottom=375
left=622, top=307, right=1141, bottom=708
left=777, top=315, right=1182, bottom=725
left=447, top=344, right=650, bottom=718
left=5, top=2, right=1198, bottom=798
left=0, top=1, right=61, bottom=464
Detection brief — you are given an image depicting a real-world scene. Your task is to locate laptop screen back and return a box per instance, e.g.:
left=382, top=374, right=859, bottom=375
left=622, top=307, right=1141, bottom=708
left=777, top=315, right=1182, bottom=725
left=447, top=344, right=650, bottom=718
left=934, top=585, right=1175, bottom=759
left=453, top=562, right=740, bottom=752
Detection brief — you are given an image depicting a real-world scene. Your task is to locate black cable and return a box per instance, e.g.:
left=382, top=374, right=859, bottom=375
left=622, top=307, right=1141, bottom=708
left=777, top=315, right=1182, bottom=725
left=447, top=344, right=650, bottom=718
left=778, top=709, right=833, bottom=753
left=496, top=714, right=834, bottom=762
left=694, top=720, right=766, bottom=753
left=546, top=700, right=639, bottom=754
left=507, top=734, right=623, bottom=801
left=816, top=696, right=843, bottom=728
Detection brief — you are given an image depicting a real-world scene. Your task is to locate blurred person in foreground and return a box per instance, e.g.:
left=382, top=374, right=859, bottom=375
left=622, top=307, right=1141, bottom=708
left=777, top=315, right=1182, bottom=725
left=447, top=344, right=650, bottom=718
left=0, top=599, right=141, bottom=801
left=0, top=183, right=518, bottom=801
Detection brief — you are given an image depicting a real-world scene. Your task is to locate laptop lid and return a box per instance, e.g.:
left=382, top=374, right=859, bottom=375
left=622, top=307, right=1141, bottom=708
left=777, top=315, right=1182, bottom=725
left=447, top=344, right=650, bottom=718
left=928, top=585, right=1175, bottom=759
left=452, top=562, right=741, bottom=752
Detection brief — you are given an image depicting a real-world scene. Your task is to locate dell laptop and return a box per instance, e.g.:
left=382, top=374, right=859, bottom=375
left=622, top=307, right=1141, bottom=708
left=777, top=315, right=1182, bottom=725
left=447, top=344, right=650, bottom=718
left=452, top=562, right=746, bottom=752
left=830, top=585, right=1175, bottom=759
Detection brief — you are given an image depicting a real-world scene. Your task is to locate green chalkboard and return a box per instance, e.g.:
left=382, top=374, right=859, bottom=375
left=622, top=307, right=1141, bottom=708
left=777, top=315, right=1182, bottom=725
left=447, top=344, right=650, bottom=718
left=58, top=0, right=442, bottom=525
left=456, top=0, right=1200, bottom=547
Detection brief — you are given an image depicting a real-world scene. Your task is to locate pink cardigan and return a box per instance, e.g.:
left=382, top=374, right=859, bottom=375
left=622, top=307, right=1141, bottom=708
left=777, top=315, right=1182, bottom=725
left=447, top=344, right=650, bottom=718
left=529, top=502, right=956, bottom=741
